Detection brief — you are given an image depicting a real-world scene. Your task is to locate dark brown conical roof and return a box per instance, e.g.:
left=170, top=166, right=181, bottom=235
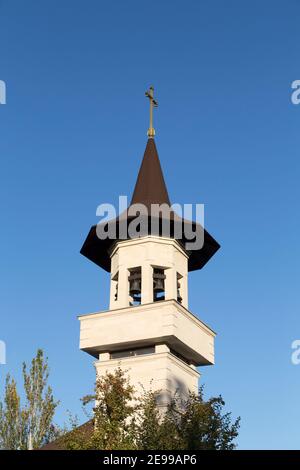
left=131, top=138, right=170, bottom=209
left=80, top=138, right=220, bottom=272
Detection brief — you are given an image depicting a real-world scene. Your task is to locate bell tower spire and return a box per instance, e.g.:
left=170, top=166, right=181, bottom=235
left=79, top=88, right=220, bottom=409
left=145, top=85, right=158, bottom=138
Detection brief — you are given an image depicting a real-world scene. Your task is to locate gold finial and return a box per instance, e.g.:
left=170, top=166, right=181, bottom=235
left=145, top=86, right=158, bottom=138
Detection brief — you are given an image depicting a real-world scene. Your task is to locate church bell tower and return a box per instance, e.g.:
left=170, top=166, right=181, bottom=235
left=79, top=88, right=220, bottom=406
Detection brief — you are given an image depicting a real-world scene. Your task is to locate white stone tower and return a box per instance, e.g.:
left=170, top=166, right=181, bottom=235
left=79, top=90, right=220, bottom=405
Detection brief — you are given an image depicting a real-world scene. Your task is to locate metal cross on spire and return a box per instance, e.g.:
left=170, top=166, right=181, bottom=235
left=145, top=86, right=158, bottom=138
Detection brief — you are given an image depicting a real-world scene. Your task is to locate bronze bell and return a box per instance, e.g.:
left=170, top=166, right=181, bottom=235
left=177, top=279, right=182, bottom=304
left=153, top=269, right=166, bottom=292
left=129, top=270, right=142, bottom=301
left=130, top=279, right=141, bottom=295
left=154, top=277, right=164, bottom=292
left=153, top=268, right=166, bottom=300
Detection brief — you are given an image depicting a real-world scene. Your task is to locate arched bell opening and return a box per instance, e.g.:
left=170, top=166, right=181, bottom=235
left=177, top=272, right=183, bottom=304
left=112, top=272, right=119, bottom=302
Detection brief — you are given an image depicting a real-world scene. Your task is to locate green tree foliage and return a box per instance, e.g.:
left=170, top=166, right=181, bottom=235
left=0, top=349, right=59, bottom=449
left=63, top=368, right=137, bottom=450
left=62, top=368, right=240, bottom=450
left=0, top=375, right=27, bottom=449
left=162, top=388, right=240, bottom=450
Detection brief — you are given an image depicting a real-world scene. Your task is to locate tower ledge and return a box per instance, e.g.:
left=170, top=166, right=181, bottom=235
left=79, top=299, right=215, bottom=367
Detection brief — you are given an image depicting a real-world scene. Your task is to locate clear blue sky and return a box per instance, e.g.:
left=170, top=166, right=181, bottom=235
left=0, top=0, right=299, bottom=450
